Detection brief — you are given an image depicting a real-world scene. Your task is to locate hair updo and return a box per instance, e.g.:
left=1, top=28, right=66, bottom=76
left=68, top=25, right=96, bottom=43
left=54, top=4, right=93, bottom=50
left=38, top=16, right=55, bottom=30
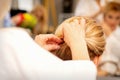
left=53, top=16, right=105, bottom=60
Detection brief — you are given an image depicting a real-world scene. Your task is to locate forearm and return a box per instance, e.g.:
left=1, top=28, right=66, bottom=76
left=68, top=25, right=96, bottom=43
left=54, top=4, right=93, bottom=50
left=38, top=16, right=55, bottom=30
left=71, top=39, right=90, bottom=60
left=70, top=37, right=90, bottom=60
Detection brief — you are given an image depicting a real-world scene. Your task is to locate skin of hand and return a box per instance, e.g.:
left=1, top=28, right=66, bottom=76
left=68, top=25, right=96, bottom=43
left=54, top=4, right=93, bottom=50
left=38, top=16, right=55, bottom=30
left=62, top=19, right=85, bottom=47
left=57, top=18, right=90, bottom=60
left=35, top=34, right=62, bottom=51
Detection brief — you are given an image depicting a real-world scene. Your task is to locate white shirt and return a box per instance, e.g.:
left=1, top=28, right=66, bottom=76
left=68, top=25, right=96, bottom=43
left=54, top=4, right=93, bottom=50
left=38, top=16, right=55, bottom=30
left=0, top=28, right=97, bottom=80
left=74, top=0, right=105, bottom=22
left=99, top=27, right=120, bottom=75
left=74, top=0, right=120, bottom=23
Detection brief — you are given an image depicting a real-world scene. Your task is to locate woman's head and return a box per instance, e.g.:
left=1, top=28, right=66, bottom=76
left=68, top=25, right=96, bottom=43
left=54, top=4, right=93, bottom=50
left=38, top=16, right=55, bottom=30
left=103, top=2, right=120, bottom=31
left=31, top=5, right=48, bottom=35
left=31, top=5, right=47, bottom=23
left=54, top=16, right=105, bottom=60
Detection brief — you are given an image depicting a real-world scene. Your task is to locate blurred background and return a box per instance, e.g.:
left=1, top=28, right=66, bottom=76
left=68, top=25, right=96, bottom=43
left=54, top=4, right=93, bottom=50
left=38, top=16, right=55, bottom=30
left=1, top=0, right=120, bottom=35
left=8, top=0, right=78, bottom=35
left=0, top=0, right=120, bottom=80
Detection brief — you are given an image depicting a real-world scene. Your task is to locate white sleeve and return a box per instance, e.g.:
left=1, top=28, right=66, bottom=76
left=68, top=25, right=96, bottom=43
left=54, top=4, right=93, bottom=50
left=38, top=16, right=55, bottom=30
left=35, top=61, right=97, bottom=80
left=109, top=28, right=120, bottom=58
left=99, top=30, right=120, bottom=74
left=0, top=28, right=97, bottom=80
left=99, top=51, right=118, bottom=74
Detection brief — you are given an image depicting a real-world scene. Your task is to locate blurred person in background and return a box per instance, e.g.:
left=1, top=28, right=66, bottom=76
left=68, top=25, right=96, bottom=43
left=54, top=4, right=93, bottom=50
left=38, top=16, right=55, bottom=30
left=11, top=4, right=48, bottom=37
left=74, top=0, right=120, bottom=23
left=31, top=5, right=48, bottom=35
left=98, top=2, right=120, bottom=76
left=0, top=0, right=97, bottom=80
left=74, top=0, right=104, bottom=22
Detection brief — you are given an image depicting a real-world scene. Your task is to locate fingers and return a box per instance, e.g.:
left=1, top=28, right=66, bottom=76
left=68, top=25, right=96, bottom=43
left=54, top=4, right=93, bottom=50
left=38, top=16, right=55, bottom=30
left=36, top=34, right=62, bottom=43
left=73, top=19, right=79, bottom=25
left=47, top=34, right=62, bottom=44
left=35, top=34, right=62, bottom=51
left=45, top=44, right=60, bottom=51
left=70, top=22, right=75, bottom=27
left=69, top=18, right=86, bottom=28
left=80, top=18, right=86, bottom=28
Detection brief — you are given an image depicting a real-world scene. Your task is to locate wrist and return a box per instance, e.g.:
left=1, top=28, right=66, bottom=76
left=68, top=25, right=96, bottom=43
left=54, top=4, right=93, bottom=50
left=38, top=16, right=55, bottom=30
left=70, top=39, right=90, bottom=60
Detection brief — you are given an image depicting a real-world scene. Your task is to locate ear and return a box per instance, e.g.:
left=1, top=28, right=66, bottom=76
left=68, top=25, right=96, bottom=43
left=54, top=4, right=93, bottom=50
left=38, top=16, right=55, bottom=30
left=93, top=56, right=99, bottom=66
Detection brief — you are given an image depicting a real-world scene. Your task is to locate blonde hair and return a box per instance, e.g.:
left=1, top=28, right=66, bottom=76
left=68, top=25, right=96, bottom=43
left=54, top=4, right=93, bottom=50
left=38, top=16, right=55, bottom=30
left=53, top=16, right=105, bottom=60
left=104, top=2, right=120, bottom=17
left=31, top=5, right=48, bottom=35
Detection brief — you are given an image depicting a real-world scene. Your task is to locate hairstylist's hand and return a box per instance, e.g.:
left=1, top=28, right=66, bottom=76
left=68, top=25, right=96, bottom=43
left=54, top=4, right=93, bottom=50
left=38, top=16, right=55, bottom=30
left=63, top=19, right=86, bottom=47
left=56, top=18, right=90, bottom=60
left=35, top=34, right=62, bottom=51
